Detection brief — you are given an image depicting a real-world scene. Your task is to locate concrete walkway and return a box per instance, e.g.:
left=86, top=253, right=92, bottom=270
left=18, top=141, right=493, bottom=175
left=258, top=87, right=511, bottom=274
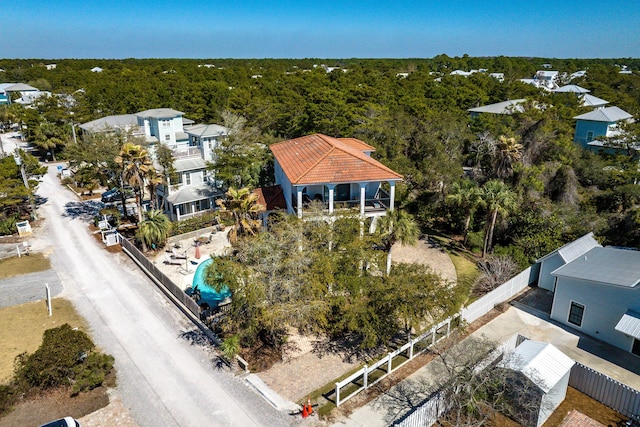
left=333, top=305, right=640, bottom=426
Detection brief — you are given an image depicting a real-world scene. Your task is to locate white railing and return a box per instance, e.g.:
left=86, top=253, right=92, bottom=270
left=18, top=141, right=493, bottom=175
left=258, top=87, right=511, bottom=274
left=335, top=316, right=457, bottom=406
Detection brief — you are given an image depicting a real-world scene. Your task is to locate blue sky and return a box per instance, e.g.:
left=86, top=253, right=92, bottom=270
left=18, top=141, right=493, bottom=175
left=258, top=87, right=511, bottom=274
left=2, top=0, right=639, bottom=59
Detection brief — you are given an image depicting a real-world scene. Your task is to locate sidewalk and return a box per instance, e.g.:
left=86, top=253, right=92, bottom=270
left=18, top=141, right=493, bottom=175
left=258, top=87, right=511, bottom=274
left=333, top=305, right=640, bottom=426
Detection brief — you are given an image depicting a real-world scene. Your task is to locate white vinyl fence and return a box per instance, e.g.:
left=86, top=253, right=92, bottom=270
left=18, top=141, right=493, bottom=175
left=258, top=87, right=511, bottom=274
left=460, top=264, right=539, bottom=324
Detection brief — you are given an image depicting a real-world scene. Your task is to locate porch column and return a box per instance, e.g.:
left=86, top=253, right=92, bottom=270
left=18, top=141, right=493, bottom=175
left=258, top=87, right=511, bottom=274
left=327, top=184, right=335, bottom=214
left=359, top=183, right=366, bottom=216
left=296, top=187, right=303, bottom=218
left=389, top=181, right=396, bottom=212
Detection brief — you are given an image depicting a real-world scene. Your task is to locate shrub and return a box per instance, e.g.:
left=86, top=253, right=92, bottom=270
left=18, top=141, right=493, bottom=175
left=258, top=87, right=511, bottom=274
left=13, top=324, right=112, bottom=392
left=169, top=212, right=221, bottom=236
left=0, top=215, right=18, bottom=236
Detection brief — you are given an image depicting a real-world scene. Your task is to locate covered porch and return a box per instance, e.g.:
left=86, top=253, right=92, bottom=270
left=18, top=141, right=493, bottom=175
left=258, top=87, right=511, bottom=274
left=292, top=180, right=396, bottom=218
left=164, top=185, right=222, bottom=221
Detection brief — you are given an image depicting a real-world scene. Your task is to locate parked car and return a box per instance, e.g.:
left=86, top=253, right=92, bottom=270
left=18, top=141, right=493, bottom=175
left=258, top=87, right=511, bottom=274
left=101, top=187, right=134, bottom=203
left=38, top=416, right=81, bottom=427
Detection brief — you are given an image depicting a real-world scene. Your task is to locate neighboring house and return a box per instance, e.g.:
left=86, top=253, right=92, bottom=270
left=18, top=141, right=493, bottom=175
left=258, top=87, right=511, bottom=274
left=45, top=64, right=57, bottom=70
left=184, top=123, right=229, bottom=162
left=569, top=70, right=587, bottom=80
left=270, top=133, right=402, bottom=219
left=135, top=108, right=190, bottom=148
left=573, top=106, right=634, bottom=149
left=580, top=94, right=609, bottom=109
left=0, top=82, right=39, bottom=105
left=468, top=99, right=526, bottom=117
left=536, top=232, right=601, bottom=291
left=489, top=72, right=505, bottom=82
left=501, top=340, right=574, bottom=427
left=520, top=71, right=559, bottom=90
left=78, top=114, right=143, bottom=138
left=549, top=246, right=640, bottom=356
left=160, top=156, right=221, bottom=221
left=253, top=185, right=288, bottom=226
left=91, top=67, right=103, bottom=73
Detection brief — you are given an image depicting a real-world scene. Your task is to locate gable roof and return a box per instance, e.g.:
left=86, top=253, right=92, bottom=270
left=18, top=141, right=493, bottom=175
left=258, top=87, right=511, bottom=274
left=502, top=340, right=574, bottom=393
left=615, top=310, right=640, bottom=339
left=270, top=134, right=402, bottom=185
left=537, top=232, right=601, bottom=263
left=136, top=108, right=184, bottom=119
left=574, top=106, right=633, bottom=122
left=166, top=184, right=219, bottom=205
left=552, top=246, right=640, bottom=288
left=174, top=157, right=205, bottom=172
left=468, top=99, right=526, bottom=115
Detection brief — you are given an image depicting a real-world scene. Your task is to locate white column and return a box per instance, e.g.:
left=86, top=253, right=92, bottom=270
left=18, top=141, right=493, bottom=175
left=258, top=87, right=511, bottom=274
left=296, top=187, right=303, bottom=218
left=327, top=184, right=335, bottom=214
left=359, top=183, right=366, bottom=216
left=389, top=181, right=396, bottom=212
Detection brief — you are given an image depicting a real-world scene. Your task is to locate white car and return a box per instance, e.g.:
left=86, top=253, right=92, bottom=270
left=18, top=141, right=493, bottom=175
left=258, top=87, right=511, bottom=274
left=38, top=416, right=81, bottom=427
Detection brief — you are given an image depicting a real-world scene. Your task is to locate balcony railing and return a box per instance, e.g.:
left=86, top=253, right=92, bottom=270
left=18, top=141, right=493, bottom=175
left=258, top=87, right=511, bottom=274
left=172, top=147, right=202, bottom=158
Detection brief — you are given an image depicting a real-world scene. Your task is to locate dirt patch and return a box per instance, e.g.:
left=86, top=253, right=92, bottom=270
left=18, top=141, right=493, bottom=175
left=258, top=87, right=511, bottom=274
left=542, top=387, right=626, bottom=427
left=0, top=386, right=110, bottom=427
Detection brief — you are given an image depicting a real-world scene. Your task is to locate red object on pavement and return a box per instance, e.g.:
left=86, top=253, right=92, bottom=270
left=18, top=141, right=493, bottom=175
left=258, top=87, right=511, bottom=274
left=195, top=242, right=201, bottom=259
left=301, top=404, right=309, bottom=418
left=307, top=398, right=313, bottom=414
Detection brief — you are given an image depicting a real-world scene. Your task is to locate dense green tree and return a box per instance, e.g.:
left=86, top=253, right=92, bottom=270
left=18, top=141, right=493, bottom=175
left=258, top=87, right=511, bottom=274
left=215, top=187, right=263, bottom=243
left=137, top=209, right=171, bottom=250
left=115, top=143, right=154, bottom=223
left=481, top=180, right=518, bottom=257
left=376, top=209, right=420, bottom=275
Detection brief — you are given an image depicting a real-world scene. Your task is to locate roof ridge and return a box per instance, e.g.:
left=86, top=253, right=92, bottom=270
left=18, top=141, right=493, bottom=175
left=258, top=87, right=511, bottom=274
left=296, top=134, right=339, bottom=183
left=326, top=135, right=403, bottom=179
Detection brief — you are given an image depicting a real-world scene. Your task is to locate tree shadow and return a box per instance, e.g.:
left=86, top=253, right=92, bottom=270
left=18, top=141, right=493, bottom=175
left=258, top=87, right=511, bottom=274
left=63, top=200, right=105, bottom=221
left=179, top=329, right=214, bottom=347
left=311, top=333, right=384, bottom=363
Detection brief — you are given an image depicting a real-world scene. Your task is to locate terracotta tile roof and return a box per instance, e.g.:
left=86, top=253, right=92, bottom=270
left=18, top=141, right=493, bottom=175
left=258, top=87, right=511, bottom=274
left=253, top=185, right=287, bottom=212
left=270, top=134, right=402, bottom=185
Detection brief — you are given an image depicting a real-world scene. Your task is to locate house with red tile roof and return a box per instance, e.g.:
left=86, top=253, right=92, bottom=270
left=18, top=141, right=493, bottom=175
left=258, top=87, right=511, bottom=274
left=269, top=134, right=402, bottom=218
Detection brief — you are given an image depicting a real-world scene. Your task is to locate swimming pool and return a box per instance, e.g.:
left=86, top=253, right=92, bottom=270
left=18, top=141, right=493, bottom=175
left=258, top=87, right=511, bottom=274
left=191, top=258, right=231, bottom=308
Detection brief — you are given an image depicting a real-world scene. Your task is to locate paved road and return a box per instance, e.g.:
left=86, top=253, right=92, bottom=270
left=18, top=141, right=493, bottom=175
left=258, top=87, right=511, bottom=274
left=35, top=164, right=292, bottom=427
left=0, top=270, right=62, bottom=308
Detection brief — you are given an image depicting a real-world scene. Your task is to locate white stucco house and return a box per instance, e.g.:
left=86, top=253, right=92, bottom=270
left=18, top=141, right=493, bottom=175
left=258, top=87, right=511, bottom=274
left=269, top=133, right=402, bottom=220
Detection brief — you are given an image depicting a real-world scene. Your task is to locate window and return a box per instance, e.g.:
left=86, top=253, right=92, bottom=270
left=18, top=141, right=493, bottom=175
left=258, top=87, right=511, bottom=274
left=568, top=301, right=585, bottom=327
left=185, top=172, right=191, bottom=185
left=586, top=131, right=594, bottom=142
left=162, top=119, right=171, bottom=128
left=633, top=339, right=640, bottom=357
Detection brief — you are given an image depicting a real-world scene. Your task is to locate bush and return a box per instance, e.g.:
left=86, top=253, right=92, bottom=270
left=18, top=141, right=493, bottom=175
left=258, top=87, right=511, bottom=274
left=169, top=212, right=221, bottom=237
left=0, top=215, right=18, bottom=236
left=0, top=384, right=18, bottom=416
left=13, top=324, right=112, bottom=392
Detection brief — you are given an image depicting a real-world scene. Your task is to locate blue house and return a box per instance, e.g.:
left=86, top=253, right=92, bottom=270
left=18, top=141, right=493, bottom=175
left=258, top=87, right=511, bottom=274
left=573, top=106, right=633, bottom=150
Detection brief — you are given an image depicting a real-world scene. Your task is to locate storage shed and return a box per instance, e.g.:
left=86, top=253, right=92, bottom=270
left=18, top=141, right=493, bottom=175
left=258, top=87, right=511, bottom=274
left=502, top=340, right=574, bottom=427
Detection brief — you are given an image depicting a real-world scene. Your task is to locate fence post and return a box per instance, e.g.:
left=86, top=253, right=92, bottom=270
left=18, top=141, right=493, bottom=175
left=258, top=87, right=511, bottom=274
left=447, top=318, right=451, bottom=336
left=363, top=364, right=368, bottom=389
left=432, top=327, right=437, bottom=345
left=335, top=382, right=340, bottom=406
left=387, top=352, right=393, bottom=373
left=409, top=338, right=414, bottom=359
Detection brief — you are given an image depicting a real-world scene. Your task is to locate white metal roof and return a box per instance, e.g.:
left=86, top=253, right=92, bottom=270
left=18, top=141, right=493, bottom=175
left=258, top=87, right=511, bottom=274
left=468, top=99, right=526, bottom=115
left=184, top=123, right=229, bottom=138
left=574, top=106, right=633, bottom=122
left=581, top=94, right=609, bottom=107
left=79, top=114, right=139, bottom=132
left=136, top=108, right=184, bottom=119
left=615, top=310, right=640, bottom=339
left=502, top=340, right=574, bottom=393
left=554, top=85, right=590, bottom=93
left=552, top=247, right=640, bottom=288
left=166, top=185, right=219, bottom=205
left=174, top=157, right=206, bottom=172
left=536, top=232, right=601, bottom=263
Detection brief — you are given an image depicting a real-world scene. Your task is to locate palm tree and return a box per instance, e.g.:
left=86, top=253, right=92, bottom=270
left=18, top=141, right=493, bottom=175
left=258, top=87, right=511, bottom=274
left=216, top=187, right=264, bottom=244
left=137, top=209, right=171, bottom=251
left=115, top=143, right=154, bottom=223
left=494, top=135, right=523, bottom=178
left=481, top=180, right=517, bottom=257
left=376, top=209, right=420, bottom=275
left=446, top=180, right=485, bottom=246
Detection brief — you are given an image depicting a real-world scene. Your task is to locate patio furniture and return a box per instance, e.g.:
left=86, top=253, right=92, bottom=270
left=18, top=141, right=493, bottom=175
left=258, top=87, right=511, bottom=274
left=164, top=254, right=182, bottom=265
left=172, top=248, right=187, bottom=259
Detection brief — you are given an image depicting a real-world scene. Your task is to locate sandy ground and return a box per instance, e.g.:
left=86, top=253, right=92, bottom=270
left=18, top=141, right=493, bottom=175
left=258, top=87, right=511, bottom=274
left=391, top=238, right=457, bottom=284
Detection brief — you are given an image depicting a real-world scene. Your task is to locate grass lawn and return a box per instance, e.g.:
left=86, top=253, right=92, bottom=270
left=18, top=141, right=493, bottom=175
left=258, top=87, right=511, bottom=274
left=0, top=253, right=50, bottom=280
left=0, top=298, right=88, bottom=383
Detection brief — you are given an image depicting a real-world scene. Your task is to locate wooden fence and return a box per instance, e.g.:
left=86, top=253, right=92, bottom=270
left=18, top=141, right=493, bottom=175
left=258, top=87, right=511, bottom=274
left=335, top=316, right=458, bottom=406
left=570, top=362, right=640, bottom=418
left=119, top=234, right=200, bottom=316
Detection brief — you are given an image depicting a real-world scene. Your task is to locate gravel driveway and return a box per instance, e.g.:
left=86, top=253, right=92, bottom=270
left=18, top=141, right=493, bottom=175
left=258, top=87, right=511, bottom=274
left=34, top=163, right=292, bottom=427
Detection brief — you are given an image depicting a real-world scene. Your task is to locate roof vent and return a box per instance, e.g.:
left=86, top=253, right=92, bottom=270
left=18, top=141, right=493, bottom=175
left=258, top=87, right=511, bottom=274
left=584, top=256, right=587, bottom=260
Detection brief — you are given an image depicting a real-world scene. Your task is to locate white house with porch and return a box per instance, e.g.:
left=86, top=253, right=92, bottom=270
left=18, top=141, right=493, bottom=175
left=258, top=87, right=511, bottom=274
left=269, top=134, right=402, bottom=219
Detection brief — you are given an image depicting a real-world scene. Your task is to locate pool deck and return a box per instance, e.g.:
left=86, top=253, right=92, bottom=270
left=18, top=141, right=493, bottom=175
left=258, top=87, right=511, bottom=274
left=152, top=228, right=232, bottom=293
